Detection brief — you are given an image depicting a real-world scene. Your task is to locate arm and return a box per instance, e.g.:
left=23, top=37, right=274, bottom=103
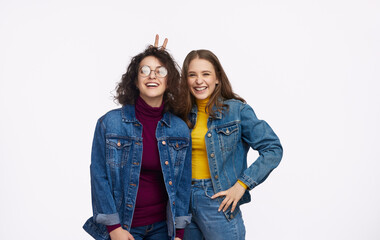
left=90, top=118, right=120, bottom=225
left=212, top=104, right=283, bottom=212
left=238, top=103, right=283, bottom=189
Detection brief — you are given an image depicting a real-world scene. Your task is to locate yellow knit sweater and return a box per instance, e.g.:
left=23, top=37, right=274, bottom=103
left=191, top=98, right=211, bottom=179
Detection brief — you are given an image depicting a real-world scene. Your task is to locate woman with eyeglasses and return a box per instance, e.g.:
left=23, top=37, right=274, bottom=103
left=83, top=44, right=191, bottom=240
left=175, top=48, right=283, bottom=239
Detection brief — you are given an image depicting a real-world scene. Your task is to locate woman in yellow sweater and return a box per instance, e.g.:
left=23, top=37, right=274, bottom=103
left=179, top=50, right=283, bottom=240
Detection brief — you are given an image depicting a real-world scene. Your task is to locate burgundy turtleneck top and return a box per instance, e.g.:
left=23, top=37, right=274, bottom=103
left=132, top=96, right=168, bottom=227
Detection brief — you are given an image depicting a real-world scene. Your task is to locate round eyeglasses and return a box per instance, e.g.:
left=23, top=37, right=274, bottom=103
left=139, top=65, right=168, bottom=78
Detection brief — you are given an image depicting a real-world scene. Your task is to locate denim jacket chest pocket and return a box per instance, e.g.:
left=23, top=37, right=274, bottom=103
left=167, top=138, right=189, bottom=176
left=105, top=136, right=132, bottom=168
left=215, top=122, right=239, bottom=152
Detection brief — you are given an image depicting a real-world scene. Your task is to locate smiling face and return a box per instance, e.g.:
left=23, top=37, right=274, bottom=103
left=187, top=58, right=219, bottom=100
left=136, top=56, right=167, bottom=107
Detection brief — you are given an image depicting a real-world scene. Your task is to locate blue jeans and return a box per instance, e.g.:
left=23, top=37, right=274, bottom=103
left=183, top=179, right=246, bottom=240
left=129, top=221, right=169, bottom=240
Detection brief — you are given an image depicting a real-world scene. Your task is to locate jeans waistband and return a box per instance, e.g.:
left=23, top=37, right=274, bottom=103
left=191, top=178, right=212, bottom=187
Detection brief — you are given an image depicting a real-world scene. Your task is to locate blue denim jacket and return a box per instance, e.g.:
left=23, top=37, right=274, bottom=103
left=83, top=105, right=192, bottom=240
left=190, top=99, right=283, bottom=220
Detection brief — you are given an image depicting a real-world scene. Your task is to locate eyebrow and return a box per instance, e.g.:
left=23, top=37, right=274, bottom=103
left=188, top=70, right=212, bottom=73
left=140, top=65, right=163, bottom=69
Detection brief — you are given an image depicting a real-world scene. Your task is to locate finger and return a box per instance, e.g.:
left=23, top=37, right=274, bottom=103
left=223, top=199, right=233, bottom=212
left=154, top=34, right=159, bottom=47
left=231, top=201, right=238, bottom=213
left=218, top=197, right=229, bottom=212
left=211, top=191, right=226, bottom=199
left=162, top=38, right=168, bottom=50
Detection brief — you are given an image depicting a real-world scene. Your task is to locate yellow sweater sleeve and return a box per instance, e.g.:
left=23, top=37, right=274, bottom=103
left=237, top=180, right=248, bottom=189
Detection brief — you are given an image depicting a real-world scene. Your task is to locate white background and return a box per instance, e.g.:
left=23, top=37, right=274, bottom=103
left=1, top=0, right=379, bottom=239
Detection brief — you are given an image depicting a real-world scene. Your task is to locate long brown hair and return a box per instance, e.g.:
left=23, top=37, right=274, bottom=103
left=181, top=50, right=245, bottom=128
left=115, top=46, right=187, bottom=117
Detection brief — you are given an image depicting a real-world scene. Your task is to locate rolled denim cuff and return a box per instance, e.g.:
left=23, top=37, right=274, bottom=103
left=175, top=215, right=192, bottom=229
left=95, top=213, right=120, bottom=225
left=239, top=175, right=258, bottom=190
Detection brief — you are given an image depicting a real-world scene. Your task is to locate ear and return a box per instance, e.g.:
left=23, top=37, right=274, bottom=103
left=216, top=79, right=220, bottom=85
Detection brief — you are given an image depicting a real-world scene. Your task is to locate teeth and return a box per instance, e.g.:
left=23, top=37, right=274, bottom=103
left=146, top=83, right=158, bottom=87
left=195, top=87, right=207, bottom=91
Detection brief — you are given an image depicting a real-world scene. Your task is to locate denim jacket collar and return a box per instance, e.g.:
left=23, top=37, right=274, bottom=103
left=122, top=104, right=171, bottom=127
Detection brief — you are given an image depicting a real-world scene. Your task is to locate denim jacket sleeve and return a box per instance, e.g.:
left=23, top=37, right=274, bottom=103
left=238, top=103, right=283, bottom=190
left=174, top=139, right=192, bottom=229
left=90, top=118, right=120, bottom=225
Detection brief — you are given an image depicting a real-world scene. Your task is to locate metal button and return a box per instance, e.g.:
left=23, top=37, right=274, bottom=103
left=172, top=201, right=175, bottom=205
left=123, top=224, right=128, bottom=228
left=117, top=140, right=121, bottom=147
left=169, top=181, right=173, bottom=185
left=207, top=133, right=212, bottom=137
left=130, top=183, right=136, bottom=187
left=162, top=141, right=166, bottom=145
left=210, top=153, right=215, bottom=158
left=214, top=175, right=218, bottom=179
left=133, top=162, right=139, bottom=165
left=165, top=161, right=169, bottom=165
left=126, top=204, right=132, bottom=208
left=226, top=129, right=230, bottom=134
left=134, top=123, right=139, bottom=126
left=176, top=143, right=179, bottom=148
left=135, top=142, right=141, bottom=145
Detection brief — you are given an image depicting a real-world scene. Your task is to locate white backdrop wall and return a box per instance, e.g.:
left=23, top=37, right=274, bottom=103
left=1, top=0, right=379, bottom=239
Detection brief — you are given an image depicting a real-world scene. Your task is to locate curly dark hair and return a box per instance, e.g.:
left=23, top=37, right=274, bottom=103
left=115, top=46, right=188, bottom=117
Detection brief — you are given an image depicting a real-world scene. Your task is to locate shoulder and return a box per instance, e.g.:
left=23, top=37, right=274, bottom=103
left=166, top=112, right=191, bottom=136
left=99, top=108, right=122, bottom=122
left=223, top=99, right=246, bottom=108
left=170, top=113, right=188, bottom=128
left=222, top=99, right=254, bottom=113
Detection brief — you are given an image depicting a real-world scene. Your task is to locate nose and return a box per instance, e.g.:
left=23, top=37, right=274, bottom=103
left=195, top=77, right=202, bottom=84
left=148, top=71, right=156, bottom=79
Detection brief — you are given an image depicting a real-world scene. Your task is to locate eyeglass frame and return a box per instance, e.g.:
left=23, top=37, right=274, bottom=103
left=138, top=65, right=168, bottom=78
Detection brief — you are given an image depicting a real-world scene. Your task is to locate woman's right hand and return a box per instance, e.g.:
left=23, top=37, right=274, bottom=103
left=109, top=227, right=135, bottom=240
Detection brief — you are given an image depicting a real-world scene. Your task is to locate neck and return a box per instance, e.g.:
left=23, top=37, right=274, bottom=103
left=195, top=97, right=210, bottom=113
left=140, top=95, right=163, bottom=108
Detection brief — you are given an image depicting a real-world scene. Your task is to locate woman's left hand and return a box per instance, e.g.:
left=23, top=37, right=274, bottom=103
left=211, top=182, right=246, bottom=213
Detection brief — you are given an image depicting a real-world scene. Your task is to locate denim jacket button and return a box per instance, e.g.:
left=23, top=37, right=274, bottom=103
left=165, top=161, right=169, bottom=165
left=172, top=201, right=175, bottom=205
left=207, top=133, right=212, bottom=137
left=214, top=175, right=218, bottom=179
left=117, top=140, right=121, bottom=147
left=162, top=141, right=166, bottom=145
left=169, top=181, right=173, bottom=185
left=123, top=224, right=128, bottom=228
left=210, top=153, right=215, bottom=158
